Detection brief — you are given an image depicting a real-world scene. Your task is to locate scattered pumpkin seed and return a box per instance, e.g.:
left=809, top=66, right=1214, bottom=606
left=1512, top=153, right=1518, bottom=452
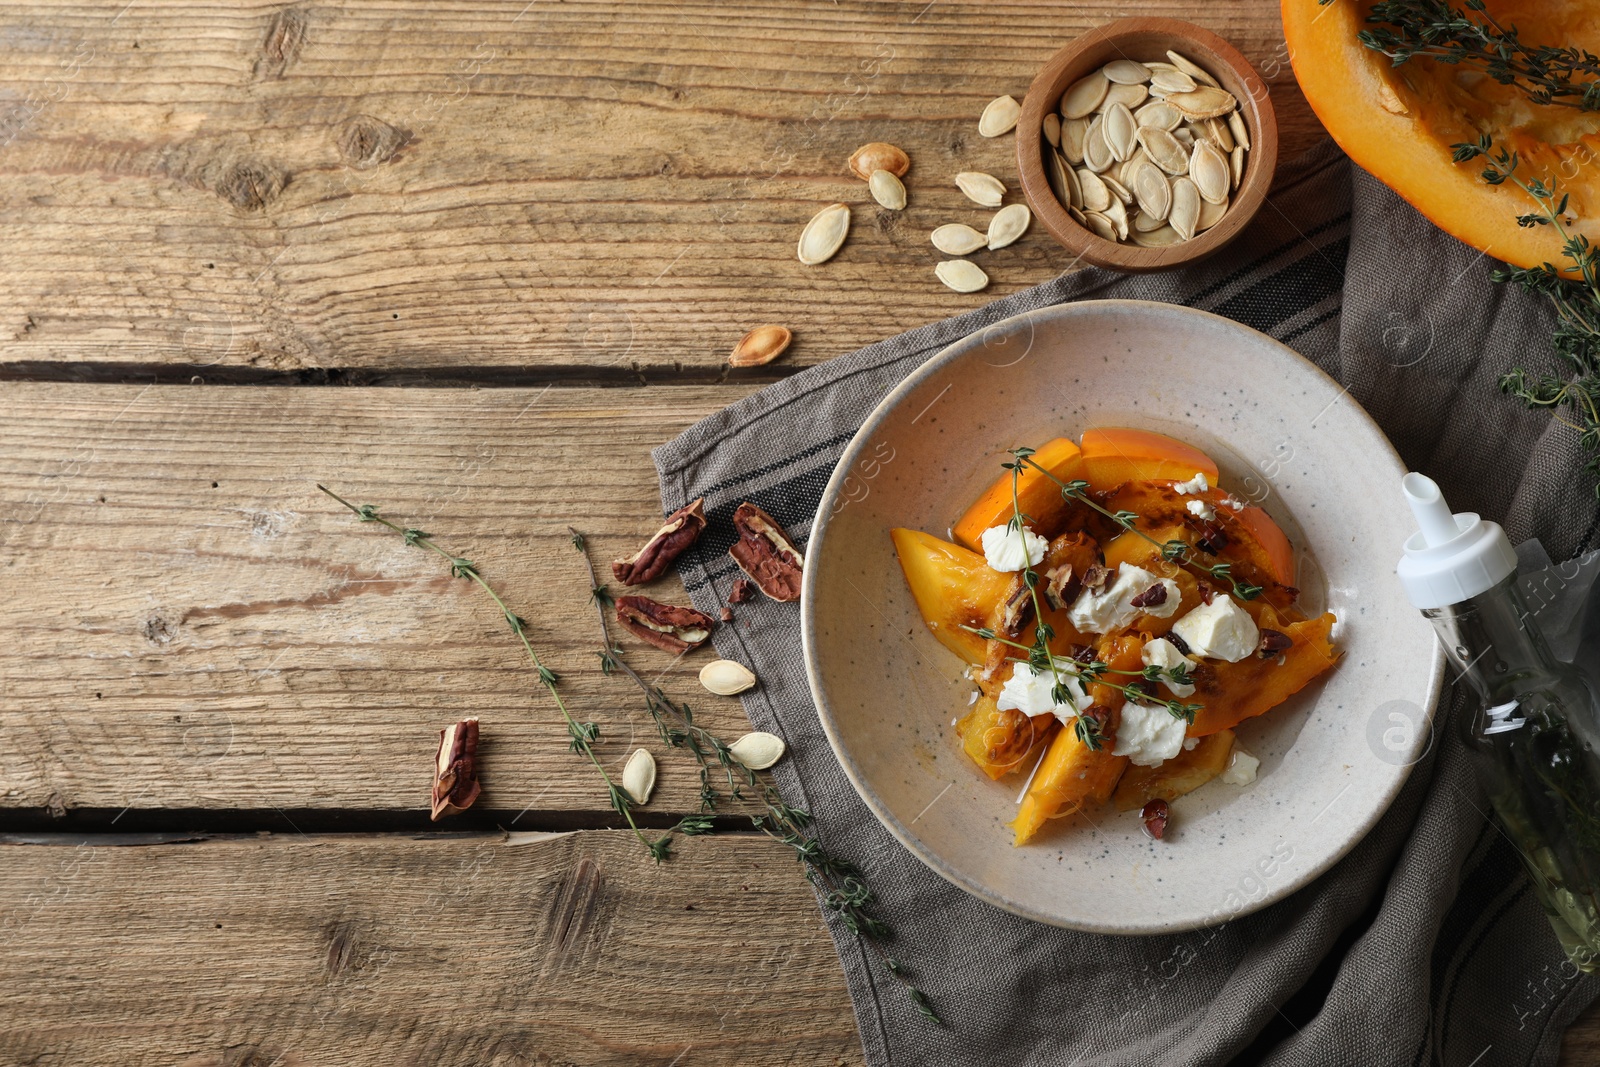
left=729, top=324, right=793, bottom=367
left=699, top=659, right=758, bottom=695
left=930, top=223, right=987, bottom=256
left=869, top=168, right=907, bottom=210
left=987, top=203, right=1031, bottom=250
left=729, top=731, right=787, bottom=770
left=955, top=171, right=1005, bottom=207
left=797, top=202, right=850, bottom=265
left=934, top=259, right=989, bottom=293
left=622, top=748, right=657, bottom=804
left=979, top=94, right=1022, bottom=137
left=847, top=142, right=910, bottom=181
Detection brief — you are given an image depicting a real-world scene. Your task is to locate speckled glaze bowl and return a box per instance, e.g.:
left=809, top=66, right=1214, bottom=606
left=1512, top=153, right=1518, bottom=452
left=801, top=300, right=1444, bottom=933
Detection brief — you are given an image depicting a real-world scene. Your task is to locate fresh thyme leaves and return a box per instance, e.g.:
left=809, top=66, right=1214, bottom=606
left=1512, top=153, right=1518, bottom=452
left=568, top=528, right=941, bottom=1024
left=962, top=626, right=1201, bottom=724
left=1450, top=136, right=1600, bottom=496
left=317, top=485, right=679, bottom=863
left=1014, top=453, right=1264, bottom=600
left=1319, top=0, right=1600, bottom=112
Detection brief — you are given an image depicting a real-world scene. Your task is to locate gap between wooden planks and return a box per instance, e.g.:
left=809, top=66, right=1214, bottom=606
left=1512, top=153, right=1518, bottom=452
left=0, top=381, right=771, bottom=819
left=0, top=830, right=865, bottom=1066
left=0, top=0, right=1321, bottom=373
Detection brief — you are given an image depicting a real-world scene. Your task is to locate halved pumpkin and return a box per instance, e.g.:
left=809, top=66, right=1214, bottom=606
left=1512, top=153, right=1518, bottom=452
left=1282, top=0, right=1600, bottom=271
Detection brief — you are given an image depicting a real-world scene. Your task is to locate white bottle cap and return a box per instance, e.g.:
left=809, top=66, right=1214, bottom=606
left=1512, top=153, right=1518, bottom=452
left=1396, top=472, right=1518, bottom=609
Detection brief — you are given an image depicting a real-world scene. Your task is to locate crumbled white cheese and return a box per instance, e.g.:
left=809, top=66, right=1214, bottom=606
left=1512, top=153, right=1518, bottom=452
left=1186, top=498, right=1216, bottom=521
left=1171, top=595, right=1259, bottom=662
left=1183, top=737, right=1200, bottom=751
left=966, top=689, right=981, bottom=706
left=1141, top=636, right=1197, bottom=697
left=1067, top=563, right=1181, bottom=634
left=1112, top=701, right=1189, bottom=767
left=980, top=523, right=1047, bottom=572
left=1173, top=471, right=1210, bottom=495
left=996, top=659, right=1095, bottom=724
left=1220, top=746, right=1260, bottom=785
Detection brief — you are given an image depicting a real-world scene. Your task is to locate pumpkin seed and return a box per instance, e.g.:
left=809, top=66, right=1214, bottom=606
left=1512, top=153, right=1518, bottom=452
left=1231, top=144, right=1246, bottom=190
left=797, top=202, right=850, bottom=265
left=1082, top=211, right=1117, bottom=241
left=848, top=142, right=910, bottom=181
left=1077, top=167, right=1111, bottom=213
left=622, top=748, right=657, bottom=804
left=1206, top=117, right=1234, bottom=152
left=1101, top=172, right=1134, bottom=206
left=1117, top=147, right=1150, bottom=187
left=979, top=94, right=1021, bottom=138
left=1190, top=140, right=1230, bottom=204
left=1166, top=85, right=1238, bottom=120
left=1104, top=82, right=1149, bottom=111
left=1046, top=149, right=1079, bottom=209
left=1132, top=223, right=1183, bottom=247
left=1131, top=160, right=1171, bottom=221
left=987, top=203, right=1031, bottom=250
left=1103, top=195, right=1129, bottom=240
left=869, top=169, right=907, bottom=210
left=1172, top=126, right=1195, bottom=148
left=730, top=324, right=793, bottom=367
left=1150, top=69, right=1197, bottom=95
left=1060, top=71, right=1110, bottom=119
left=1133, top=207, right=1169, bottom=233
left=1060, top=117, right=1088, bottom=165
left=699, top=658, right=758, bottom=695
left=1068, top=204, right=1087, bottom=224
left=1102, top=59, right=1151, bottom=85
left=1228, top=110, right=1250, bottom=151
left=1043, top=113, right=1061, bottom=148
left=1169, top=176, right=1200, bottom=240
left=934, top=259, right=989, bottom=293
left=728, top=731, right=787, bottom=770
left=1135, top=100, right=1183, bottom=131
left=1137, top=127, right=1188, bottom=175
left=930, top=223, right=987, bottom=255
left=1102, top=102, right=1138, bottom=163
left=1061, top=156, right=1083, bottom=209
left=955, top=171, right=1005, bottom=207
left=1082, top=114, right=1113, bottom=173
left=1196, top=194, right=1228, bottom=232
left=1166, top=50, right=1219, bottom=88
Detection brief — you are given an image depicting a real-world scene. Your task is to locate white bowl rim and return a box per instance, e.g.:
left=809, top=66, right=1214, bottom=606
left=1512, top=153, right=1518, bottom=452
left=800, top=297, right=1447, bottom=933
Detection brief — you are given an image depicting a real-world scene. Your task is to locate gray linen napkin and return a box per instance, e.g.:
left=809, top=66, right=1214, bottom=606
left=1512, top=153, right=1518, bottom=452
left=653, top=141, right=1600, bottom=1066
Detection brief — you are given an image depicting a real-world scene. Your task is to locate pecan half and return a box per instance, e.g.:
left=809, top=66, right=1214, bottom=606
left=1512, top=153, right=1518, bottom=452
left=1140, top=798, right=1169, bottom=840
left=1257, top=628, right=1294, bottom=658
left=728, top=578, right=755, bottom=604
left=612, top=498, right=707, bottom=586
left=1045, top=564, right=1081, bottom=610
left=615, top=595, right=716, bottom=654
left=431, top=718, right=481, bottom=821
left=997, top=574, right=1033, bottom=638
left=1130, top=582, right=1168, bottom=609
left=728, top=502, right=804, bottom=602
left=1166, top=630, right=1194, bottom=656
left=1080, top=562, right=1112, bottom=595
left=1196, top=521, right=1228, bottom=555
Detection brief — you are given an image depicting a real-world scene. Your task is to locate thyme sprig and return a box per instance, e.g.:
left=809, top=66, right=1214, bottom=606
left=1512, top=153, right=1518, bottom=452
left=568, top=529, right=941, bottom=1024
left=317, top=486, right=684, bottom=862
left=1450, top=136, right=1600, bottom=496
left=962, top=626, right=1203, bottom=724
left=1321, top=0, right=1600, bottom=112
left=1012, top=451, right=1264, bottom=600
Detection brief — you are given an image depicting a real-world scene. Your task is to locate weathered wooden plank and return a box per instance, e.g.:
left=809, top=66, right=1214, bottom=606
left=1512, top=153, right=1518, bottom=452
left=0, top=0, right=1319, bottom=371
left=0, top=382, right=772, bottom=819
left=0, top=831, right=863, bottom=1065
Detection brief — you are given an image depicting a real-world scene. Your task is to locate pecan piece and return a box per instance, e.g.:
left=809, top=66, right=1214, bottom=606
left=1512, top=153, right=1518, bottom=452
left=1140, top=798, right=1169, bottom=840
left=1045, top=564, right=1081, bottom=611
left=431, top=718, right=481, bottom=821
left=729, top=578, right=755, bottom=604
left=1257, top=628, right=1294, bottom=658
left=1166, top=630, right=1193, bottom=656
left=1196, top=521, right=1228, bottom=555
left=612, top=498, right=707, bottom=585
left=728, top=502, right=804, bottom=602
left=997, top=573, right=1033, bottom=638
left=1080, top=561, right=1112, bottom=595
left=1130, top=582, right=1168, bottom=609
left=615, top=595, right=716, bottom=654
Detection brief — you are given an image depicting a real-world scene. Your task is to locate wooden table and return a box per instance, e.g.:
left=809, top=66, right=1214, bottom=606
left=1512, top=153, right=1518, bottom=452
left=2, top=2, right=1597, bottom=1062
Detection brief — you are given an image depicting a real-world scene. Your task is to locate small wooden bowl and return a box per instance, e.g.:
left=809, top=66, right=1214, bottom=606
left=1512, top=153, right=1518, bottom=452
left=1016, top=18, right=1278, bottom=272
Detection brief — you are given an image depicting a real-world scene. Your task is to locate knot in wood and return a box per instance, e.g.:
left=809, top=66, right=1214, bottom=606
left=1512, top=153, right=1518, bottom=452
left=336, top=115, right=405, bottom=169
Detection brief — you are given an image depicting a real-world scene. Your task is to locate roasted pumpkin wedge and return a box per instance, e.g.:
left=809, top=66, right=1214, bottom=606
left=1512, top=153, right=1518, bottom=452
left=1113, top=730, right=1235, bottom=811
left=1080, top=427, right=1218, bottom=494
left=1188, top=609, right=1339, bottom=736
left=957, top=689, right=1058, bottom=781
left=891, top=528, right=1015, bottom=664
left=952, top=437, right=1089, bottom=550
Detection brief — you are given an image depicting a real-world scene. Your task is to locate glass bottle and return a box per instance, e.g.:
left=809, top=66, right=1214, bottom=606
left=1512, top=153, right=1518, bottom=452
left=1400, top=473, right=1600, bottom=971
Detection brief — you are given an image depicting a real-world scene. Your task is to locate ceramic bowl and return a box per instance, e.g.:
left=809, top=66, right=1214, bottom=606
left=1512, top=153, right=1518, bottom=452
left=1016, top=18, right=1279, bottom=272
left=801, top=300, right=1443, bottom=933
